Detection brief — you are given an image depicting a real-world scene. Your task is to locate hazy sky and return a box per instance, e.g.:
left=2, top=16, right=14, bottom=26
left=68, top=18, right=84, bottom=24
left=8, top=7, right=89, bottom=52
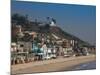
left=11, top=1, right=96, bottom=45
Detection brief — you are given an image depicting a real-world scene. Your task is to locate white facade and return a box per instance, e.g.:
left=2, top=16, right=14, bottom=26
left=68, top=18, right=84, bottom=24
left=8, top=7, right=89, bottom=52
left=50, top=21, right=56, bottom=26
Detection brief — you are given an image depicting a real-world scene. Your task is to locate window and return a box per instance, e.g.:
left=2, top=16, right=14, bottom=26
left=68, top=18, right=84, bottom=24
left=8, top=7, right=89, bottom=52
left=20, top=44, right=24, bottom=47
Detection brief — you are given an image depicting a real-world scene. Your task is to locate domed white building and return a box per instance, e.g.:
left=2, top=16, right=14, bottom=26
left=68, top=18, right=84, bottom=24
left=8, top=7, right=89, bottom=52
left=50, top=20, right=56, bottom=26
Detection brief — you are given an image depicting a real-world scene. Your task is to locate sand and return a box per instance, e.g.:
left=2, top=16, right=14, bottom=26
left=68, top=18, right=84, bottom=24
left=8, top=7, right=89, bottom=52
left=11, top=55, right=96, bottom=74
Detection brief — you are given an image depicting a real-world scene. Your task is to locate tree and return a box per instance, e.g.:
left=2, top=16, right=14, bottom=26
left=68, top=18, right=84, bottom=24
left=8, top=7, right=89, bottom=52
left=12, top=13, right=29, bottom=25
left=51, top=18, right=56, bottom=24
left=45, top=24, right=50, bottom=29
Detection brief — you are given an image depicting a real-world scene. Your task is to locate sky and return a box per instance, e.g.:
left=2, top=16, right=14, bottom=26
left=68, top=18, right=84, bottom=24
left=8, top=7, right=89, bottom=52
left=11, top=0, right=96, bottom=45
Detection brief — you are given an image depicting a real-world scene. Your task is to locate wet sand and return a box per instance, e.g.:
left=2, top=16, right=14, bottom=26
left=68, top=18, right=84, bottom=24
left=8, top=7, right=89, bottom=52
left=11, top=55, right=96, bottom=74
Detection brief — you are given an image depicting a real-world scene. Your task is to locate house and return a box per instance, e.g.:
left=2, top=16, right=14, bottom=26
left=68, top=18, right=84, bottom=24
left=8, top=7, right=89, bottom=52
left=11, top=43, right=17, bottom=52
left=60, top=39, right=73, bottom=57
left=17, top=41, right=32, bottom=52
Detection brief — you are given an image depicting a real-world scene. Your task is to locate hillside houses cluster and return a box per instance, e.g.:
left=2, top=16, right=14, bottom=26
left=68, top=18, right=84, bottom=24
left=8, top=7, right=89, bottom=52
left=11, top=17, right=95, bottom=65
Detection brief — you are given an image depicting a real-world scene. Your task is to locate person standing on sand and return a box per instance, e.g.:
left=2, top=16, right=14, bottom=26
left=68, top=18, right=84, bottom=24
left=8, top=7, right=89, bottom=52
left=42, top=42, right=48, bottom=60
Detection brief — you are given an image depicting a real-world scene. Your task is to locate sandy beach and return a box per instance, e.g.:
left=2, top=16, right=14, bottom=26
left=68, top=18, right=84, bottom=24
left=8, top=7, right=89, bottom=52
left=11, top=55, right=96, bottom=74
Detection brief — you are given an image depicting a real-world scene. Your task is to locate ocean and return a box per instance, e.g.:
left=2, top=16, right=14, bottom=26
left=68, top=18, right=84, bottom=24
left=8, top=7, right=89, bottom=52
left=72, top=60, right=96, bottom=70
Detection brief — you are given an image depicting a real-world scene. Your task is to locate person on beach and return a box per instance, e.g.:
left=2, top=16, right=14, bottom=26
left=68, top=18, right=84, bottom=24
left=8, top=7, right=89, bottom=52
left=42, top=42, right=48, bottom=60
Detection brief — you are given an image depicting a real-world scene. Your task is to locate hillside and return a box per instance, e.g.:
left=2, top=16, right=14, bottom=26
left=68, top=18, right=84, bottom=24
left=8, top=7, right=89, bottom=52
left=11, top=13, right=90, bottom=46
left=22, top=23, right=90, bottom=46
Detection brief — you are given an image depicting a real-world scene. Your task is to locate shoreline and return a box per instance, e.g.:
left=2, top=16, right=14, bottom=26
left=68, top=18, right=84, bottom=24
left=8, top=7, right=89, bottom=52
left=59, top=60, right=96, bottom=71
left=11, top=55, right=96, bottom=74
